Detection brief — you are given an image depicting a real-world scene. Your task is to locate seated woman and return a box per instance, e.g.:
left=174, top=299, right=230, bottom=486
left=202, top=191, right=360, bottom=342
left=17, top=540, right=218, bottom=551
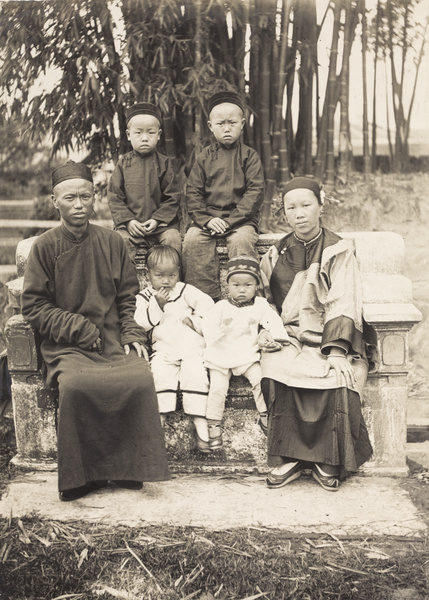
left=259, top=177, right=373, bottom=491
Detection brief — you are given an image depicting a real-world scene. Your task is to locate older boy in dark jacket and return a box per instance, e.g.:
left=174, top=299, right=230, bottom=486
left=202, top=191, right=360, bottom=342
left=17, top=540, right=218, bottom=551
left=182, top=91, right=264, bottom=300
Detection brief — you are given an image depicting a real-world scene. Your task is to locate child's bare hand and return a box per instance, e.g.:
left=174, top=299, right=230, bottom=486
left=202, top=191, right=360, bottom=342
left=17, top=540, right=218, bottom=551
left=207, top=218, right=229, bottom=235
left=127, top=219, right=147, bottom=238
left=141, top=219, right=158, bottom=234
left=258, top=330, right=282, bottom=352
left=155, top=287, right=170, bottom=309
left=182, top=316, right=196, bottom=331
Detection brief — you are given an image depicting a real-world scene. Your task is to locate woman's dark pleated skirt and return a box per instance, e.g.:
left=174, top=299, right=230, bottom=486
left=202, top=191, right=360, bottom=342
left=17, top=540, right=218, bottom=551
left=262, top=379, right=373, bottom=480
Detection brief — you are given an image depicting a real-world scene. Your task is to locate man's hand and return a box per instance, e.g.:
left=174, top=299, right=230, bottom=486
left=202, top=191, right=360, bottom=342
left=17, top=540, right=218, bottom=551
left=207, top=218, right=229, bottom=235
left=124, top=342, right=149, bottom=362
left=155, top=287, right=170, bottom=309
left=90, top=337, right=103, bottom=354
left=127, top=219, right=147, bottom=238
left=141, top=219, right=158, bottom=234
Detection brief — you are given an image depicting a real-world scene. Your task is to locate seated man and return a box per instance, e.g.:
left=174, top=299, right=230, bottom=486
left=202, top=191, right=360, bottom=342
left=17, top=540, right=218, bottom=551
left=21, top=161, right=170, bottom=501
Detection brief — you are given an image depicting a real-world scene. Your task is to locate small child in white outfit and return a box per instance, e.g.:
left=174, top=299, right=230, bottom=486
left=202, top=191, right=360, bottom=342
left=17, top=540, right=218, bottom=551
left=134, top=245, right=214, bottom=452
left=202, top=255, right=289, bottom=449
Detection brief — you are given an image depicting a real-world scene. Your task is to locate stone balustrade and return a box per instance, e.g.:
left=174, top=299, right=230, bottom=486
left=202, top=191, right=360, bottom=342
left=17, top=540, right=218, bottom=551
left=5, top=230, right=422, bottom=475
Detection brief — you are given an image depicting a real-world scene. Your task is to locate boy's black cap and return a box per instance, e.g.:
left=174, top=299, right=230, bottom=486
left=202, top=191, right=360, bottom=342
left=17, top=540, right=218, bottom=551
left=126, top=102, right=162, bottom=125
left=282, top=176, right=321, bottom=204
left=207, top=91, right=245, bottom=117
left=52, top=161, right=93, bottom=189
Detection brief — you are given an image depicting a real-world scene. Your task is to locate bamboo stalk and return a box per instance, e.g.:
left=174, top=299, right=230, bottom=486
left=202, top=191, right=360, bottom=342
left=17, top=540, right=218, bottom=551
left=273, top=0, right=291, bottom=185
left=371, top=0, right=380, bottom=172
left=361, top=0, right=370, bottom=182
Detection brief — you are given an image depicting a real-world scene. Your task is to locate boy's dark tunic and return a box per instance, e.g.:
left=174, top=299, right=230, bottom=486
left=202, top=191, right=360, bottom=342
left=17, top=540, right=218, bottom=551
left=107, top=149, right=180, bottom=233
left=21, top=224, right=170, bottom=491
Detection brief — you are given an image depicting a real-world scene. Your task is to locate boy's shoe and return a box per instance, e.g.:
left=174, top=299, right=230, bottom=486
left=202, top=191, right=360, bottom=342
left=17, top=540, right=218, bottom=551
left=258, top=412, right=268, bottom=436
left=208, top=423, right=223, bottom=449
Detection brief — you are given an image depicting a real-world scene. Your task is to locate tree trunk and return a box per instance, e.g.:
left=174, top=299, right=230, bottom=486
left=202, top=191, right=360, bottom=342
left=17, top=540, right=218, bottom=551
left=337, top=2, right=357, bottom=186
left=272, top=0, right=292, bottom=185
left=294, top=0, right=317, bottom=177
left=361, top=0, right=370, bottom=182
left=257, top=0, right=276, bottom=232
left=371, top=0, right=380, bottom=172
left=315, top=1, right=341, bottom=187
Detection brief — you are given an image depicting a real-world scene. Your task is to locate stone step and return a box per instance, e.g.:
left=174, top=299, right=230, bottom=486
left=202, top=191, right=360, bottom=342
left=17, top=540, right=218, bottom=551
left=0, top=199, right=34, bottom=220
left=407, top=419, right=429, bottom=443
left=407, top=441, right=429, bottom=469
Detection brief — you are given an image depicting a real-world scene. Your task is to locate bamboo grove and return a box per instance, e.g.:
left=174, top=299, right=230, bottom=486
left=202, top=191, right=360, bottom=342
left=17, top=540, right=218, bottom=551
left=0, top=0, right=427, bottom=211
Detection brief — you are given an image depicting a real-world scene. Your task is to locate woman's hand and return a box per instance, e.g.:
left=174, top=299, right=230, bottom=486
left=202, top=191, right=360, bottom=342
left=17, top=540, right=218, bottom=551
left=124, top=342, right=149, bottom=362
left=327, top=352, right=356, bottom=388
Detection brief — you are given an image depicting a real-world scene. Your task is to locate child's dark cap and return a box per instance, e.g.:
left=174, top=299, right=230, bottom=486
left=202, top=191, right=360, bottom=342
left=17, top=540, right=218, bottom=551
left=226, top=255, right=261, bottom=284
left=207, top=91, right=245, bottom=116
left=126, top=102, right=162, bottom=126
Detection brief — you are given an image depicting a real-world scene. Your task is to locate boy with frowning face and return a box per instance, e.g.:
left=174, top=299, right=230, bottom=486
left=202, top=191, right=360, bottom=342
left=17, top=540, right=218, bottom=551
left=182, top=91, right=265, bottom=301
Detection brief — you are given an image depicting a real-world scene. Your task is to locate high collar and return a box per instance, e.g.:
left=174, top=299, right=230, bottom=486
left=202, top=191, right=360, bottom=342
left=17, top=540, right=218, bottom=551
left=215, top=140, right=240, bottom=151
left=293, top=228, right=322, bottom=247
left=60, top=222, right=91, bottom=242
left=133, top=148, right=157, bottom=159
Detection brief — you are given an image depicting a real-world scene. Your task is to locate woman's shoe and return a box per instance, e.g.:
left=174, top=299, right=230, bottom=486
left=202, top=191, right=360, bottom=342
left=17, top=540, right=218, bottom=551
left=258, top=413, right=268, bottom=436
left=312, top=464, right=341, bottom=492
left=59, top=481, right=106, bottom=502
left=207, top=424, right=223, bottom=449
left=266, top=461, right=303, bottom=489
left=193, top=429, right=212, bottom=454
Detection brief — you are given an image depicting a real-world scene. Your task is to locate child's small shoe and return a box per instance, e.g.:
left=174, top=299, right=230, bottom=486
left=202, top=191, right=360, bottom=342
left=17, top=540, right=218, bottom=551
left=258, top=412, right=268, bottom=436
left=208, top=423, right=223, bottom=449
left=193, top=429, right=212, bottom=454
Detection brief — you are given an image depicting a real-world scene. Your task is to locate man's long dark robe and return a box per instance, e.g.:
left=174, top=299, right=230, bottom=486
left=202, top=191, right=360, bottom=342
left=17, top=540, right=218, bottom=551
left=22, top=224, right=170, bottom=491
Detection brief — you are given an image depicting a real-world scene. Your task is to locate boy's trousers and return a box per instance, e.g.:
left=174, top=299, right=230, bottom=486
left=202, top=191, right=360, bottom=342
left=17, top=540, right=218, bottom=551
left=206, top=361, right=267, bottom=422
left=182, top=225, right=258, bottom=299
left=150, top=353, right=209, bottom=416
left=117, top=228, right=182, bottom=262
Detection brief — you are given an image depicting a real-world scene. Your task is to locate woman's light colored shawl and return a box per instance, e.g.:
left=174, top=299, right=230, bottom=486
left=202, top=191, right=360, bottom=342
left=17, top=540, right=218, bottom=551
left=260, top=237, right=368, bottom=397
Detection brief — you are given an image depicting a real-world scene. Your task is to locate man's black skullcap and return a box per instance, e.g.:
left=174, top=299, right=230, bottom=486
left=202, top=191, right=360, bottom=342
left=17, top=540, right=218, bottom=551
left=52, top=161, right=93, bottom=188
left=126, top=102, right=162, bottom=125
left=207, top=91, right=245, bottom=117
left=282, top=176, right=321, bottom=204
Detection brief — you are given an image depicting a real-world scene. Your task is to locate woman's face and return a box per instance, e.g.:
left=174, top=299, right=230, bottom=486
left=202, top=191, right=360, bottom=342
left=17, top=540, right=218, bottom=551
left=283, top=188, right=321, bottom=241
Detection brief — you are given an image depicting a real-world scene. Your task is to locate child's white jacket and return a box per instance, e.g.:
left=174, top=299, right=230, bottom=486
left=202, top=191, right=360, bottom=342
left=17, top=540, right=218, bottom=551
left=202, top=297, right=289, bottom=370
left=135, top=282, right=214, bottom=360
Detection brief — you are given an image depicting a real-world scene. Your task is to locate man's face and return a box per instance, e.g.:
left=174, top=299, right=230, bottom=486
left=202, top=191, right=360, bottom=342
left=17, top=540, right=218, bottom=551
left=208, top=103, right=245, bottom=147
left=52, top=178, right=94, bottom=229
left=127, top=114, right=161, bottom=155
